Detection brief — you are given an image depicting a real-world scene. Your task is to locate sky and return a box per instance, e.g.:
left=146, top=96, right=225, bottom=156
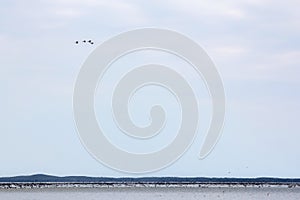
left=0, top=0, right=300, bottom=177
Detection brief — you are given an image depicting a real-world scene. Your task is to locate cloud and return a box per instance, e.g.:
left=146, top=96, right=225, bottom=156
left=164, top=0, right=246, bottom=19
left=1, top=0, right=300, bottom=177
left=211, top=46, right=248, bottom=57
left=47, top=0, right=148, bottom=26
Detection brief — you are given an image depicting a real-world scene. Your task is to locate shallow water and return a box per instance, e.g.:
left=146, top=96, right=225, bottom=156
left=1, top=186, right=300, bottom=200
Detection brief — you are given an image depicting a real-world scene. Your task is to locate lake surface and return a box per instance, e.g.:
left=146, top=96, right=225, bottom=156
left=1, top=186, right=300, bottom=200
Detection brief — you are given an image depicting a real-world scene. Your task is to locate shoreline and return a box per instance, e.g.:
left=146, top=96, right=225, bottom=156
left=1, top=184, right=300, bottom=200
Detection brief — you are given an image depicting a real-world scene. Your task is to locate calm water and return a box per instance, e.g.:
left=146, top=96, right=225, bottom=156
left=1, top=186, right=300, bottom=200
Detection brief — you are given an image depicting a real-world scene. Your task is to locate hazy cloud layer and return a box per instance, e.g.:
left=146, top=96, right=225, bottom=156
left=0, top=0, right=299, bottom=177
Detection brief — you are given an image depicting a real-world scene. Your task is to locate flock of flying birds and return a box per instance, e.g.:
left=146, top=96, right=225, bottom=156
left=75, top=39, right=94, bottom=45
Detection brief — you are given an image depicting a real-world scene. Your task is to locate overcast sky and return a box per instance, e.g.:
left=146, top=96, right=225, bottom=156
left=0, top=0, right=299, bottom=177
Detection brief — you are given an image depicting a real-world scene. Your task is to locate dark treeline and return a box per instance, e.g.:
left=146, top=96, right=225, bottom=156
left=0, top=174, right=300, bottom=183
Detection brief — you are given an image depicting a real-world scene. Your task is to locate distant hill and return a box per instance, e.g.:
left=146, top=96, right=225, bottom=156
left=0, top=174, right=300, bottom=183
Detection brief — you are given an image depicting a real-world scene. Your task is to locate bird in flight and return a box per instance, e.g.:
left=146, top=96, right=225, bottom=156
left=75, top=39, right=94, bottom=45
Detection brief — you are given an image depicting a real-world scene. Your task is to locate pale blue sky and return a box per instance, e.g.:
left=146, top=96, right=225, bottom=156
left=0, top=0, right=299, bottom=177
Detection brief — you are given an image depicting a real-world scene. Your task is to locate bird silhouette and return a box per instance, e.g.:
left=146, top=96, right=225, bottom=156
left=75, top=39, right=94, bottom=45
